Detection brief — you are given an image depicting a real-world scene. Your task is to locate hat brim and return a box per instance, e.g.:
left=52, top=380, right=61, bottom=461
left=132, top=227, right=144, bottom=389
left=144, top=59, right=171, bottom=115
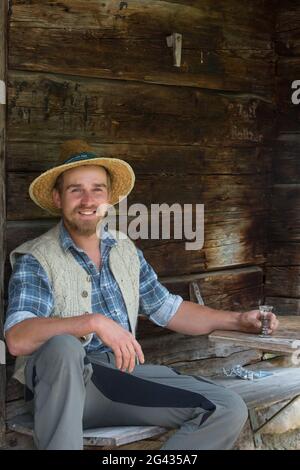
left=29, top=158, right=135, bottom=216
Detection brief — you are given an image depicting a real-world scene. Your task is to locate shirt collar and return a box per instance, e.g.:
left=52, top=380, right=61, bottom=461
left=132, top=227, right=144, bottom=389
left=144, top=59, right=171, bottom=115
left=59, top=219, right=117, bottom=253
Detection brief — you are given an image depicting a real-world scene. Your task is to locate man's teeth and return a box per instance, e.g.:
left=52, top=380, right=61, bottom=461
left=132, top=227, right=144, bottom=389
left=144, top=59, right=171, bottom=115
left=79, top=211, right=96, bottom=215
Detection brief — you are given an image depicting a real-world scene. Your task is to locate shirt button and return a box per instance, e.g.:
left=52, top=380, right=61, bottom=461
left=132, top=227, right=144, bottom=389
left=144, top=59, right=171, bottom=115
left=81, top=290, right=89, bottom=298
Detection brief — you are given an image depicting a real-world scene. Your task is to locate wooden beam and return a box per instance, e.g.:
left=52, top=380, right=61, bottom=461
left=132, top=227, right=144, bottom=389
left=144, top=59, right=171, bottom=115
left=8, top=1, right=275, bottom=95
left=209, top=316, right=300, bottom=355
left=265, top=267, right=300, bottom=298
left=270, top=185, right=300, bottom=242
left=6, top=70, right=275, bottom=146
left=0, top=0, right=7, bottom=448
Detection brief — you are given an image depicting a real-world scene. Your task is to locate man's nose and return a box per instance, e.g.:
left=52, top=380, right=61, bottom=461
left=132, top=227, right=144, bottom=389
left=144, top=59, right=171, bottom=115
left=80, top=191, right=94, bottom=205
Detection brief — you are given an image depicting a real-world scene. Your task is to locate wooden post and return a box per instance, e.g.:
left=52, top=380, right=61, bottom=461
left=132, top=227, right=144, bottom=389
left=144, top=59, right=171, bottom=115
left=0, top=0, right=7, bottom=447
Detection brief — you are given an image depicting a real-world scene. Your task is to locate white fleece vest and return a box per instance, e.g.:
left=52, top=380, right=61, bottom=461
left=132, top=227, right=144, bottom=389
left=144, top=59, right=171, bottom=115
left=9, top=223, right=140, bottom=384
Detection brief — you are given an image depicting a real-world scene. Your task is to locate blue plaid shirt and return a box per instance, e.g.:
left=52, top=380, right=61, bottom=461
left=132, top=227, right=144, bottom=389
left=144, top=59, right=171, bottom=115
left=4, top=220, right=183, bottom=352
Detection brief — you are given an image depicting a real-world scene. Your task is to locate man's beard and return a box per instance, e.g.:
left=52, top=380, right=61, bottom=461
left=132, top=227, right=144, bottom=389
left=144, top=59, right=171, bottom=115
left=63, top=213, right=99, bottom=237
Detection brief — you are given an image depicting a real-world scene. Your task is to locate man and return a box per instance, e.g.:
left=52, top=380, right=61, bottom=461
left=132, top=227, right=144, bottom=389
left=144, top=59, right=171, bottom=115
left=5, top=140, right=278, bottom=450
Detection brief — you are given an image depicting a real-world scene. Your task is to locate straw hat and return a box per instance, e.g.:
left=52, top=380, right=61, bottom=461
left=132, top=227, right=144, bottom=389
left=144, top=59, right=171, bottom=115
left=29, top=140, right=135, bottom=216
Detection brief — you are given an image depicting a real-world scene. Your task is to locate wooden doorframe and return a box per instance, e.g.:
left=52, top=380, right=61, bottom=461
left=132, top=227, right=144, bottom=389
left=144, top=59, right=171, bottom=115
left=0, top=0, right=7, bottom=447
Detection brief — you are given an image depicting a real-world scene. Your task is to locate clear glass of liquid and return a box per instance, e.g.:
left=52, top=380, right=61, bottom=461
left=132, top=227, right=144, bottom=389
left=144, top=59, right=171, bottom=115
left=259, top=305, right=273, bottom=337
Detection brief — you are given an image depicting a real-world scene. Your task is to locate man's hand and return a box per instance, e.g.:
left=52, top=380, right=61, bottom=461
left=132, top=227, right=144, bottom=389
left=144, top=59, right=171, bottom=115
left=93, top=314, right=145, bottom=373
left=238, top=310, right=279, bottom=334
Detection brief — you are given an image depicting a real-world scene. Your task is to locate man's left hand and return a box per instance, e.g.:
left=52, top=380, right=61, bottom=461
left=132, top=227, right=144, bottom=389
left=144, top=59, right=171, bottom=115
left=238, top=310, right=279, bottom=334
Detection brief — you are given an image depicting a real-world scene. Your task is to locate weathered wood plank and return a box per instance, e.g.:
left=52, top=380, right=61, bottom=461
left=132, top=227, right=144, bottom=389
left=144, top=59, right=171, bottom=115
left=267, top=242, right=300, bottom=266
left=187, top=266, right=263, bottom=298
left=276, top=14, right=300, bottom=56
left=7, top=71, right=276, bottom=146
left=275, top=0, right=300, bottom=58
left=187, top=266, right=263, bottom=310
left=166, top=349, right=262, bottom=378
left=272, top=146, right=300, bottom=185
left=276, top=30, right=300, bottom=57
left=270, top=185, right=300, bottom=241
left=0, top=0, right=7, bottom=448
left=209, top=316, right=300, bottom=355
left=6, top=364, right=23, bottom=403
left=154, top=266, right=263, bottom=311
left=7, top=141, right=272, bottom=176
left=8, top=1, right=274, bottom=94
left=10, top=0, right=274, bottom=44
left=265, top=267, right=300, bottom=298
left=8, top=28, right=274, bottom=95
left=1, top=430, right=35, bottom=450
left=276, top=0, right=300, bottom=33
left=163, top=269, right=263, bottom=307
left=273, top=153, right=300, bottom=185
left=6, top=398, right=30, bottom=422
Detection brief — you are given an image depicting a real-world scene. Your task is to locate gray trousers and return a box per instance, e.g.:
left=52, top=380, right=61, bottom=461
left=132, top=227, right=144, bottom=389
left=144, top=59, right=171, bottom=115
left=24, top=335, right=248, bottom=450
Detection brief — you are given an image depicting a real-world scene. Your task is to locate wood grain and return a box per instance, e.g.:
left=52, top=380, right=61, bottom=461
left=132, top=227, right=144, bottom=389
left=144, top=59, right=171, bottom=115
left=8, top=1, right=275, bottom=94
left=209, top=316, right=300, bottom=354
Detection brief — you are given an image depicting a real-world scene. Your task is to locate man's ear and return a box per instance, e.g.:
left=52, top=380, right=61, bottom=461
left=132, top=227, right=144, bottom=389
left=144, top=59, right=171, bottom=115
left=52, top=188, right=62, bottom=209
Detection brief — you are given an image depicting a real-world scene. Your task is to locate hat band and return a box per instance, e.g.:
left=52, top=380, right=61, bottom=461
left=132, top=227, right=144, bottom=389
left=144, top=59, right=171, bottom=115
left=63, top=151, right=98, bottom=165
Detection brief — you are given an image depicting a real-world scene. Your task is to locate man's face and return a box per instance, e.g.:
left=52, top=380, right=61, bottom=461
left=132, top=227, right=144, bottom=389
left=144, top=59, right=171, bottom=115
left=52, top=165, right=110, bottom=237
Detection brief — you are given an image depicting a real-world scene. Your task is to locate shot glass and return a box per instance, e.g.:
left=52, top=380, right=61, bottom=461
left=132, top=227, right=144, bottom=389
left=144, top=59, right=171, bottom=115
left=259, top=305, right=273, bottom=337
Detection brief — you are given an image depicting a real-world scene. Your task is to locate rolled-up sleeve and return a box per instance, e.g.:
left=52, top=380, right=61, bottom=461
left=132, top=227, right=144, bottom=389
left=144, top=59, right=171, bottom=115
left=4, top=254, right=54, bottom=336
left=137, top=249, right=183, bottom=327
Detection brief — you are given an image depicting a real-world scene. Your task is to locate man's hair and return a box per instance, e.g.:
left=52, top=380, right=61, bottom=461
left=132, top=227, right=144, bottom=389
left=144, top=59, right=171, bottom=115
left=53, top=165, right=112, bottom=195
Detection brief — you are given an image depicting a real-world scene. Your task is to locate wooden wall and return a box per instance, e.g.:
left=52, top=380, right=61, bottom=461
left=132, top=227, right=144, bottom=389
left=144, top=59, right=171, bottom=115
left=2, top=0, right=278, bottom=449
left=265, top=0, right=300, bottom=315
left=6, top=0, right=276, bottom=278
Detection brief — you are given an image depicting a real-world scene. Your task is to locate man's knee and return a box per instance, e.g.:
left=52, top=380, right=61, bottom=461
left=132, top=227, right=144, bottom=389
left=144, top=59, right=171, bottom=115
left=37, top=335, right=85, bottom=367
left=221, top=389, right=248, bottom=428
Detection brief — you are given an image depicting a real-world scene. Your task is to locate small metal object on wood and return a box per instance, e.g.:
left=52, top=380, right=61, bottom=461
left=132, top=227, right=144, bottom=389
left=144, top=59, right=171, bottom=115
left=166, top=33, right=182, bottom=67
left=190, top=281, right=205, bottom=305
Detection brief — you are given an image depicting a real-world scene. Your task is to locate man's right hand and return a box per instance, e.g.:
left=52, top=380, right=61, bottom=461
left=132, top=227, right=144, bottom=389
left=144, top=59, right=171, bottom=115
left=93, top=314, right=145, bottom=373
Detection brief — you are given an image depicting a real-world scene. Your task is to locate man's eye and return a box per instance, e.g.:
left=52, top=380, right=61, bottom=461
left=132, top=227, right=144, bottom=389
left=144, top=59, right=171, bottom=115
left=71, top=188, right=80, bottom=193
